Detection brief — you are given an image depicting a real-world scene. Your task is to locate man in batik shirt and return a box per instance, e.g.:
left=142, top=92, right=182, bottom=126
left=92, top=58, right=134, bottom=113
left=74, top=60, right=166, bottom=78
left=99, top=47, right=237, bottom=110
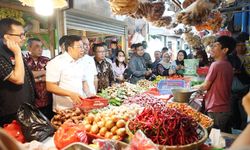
left=25, top=38, right=53, bottom=119
left=93, top=43, right=114, bottom=93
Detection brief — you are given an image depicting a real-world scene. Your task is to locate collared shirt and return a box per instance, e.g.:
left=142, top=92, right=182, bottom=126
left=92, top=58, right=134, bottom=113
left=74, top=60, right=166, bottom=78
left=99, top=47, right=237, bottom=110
left=46, top=52, right=86, bottom=111
left=25, top=54, right=51, bottom=108
left=0, top=40, right=36, bottom=117
left=80, top=55, right=98, bottom=94
left=128, top=55, right=147, bottom=84
left=94, top=58, right=114, bottom=93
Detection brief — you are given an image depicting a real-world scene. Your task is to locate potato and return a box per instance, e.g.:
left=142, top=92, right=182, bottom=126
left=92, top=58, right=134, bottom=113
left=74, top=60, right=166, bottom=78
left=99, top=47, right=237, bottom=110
left=105, top=120, right=115, bottom=129
left=116, top=120, right=126, bottom=128
left=99, top=127, right=107, bottom=136
left=112, top=135, right=121, bottom=140
left=97, top=121, right=105, bottom=128
left=87, top=114, right=95, bottom=124
left=116, top=128, right=126, bottom=137
left=94, top=116, right=101, bottom=123
left=85, top=124, right=91, bottom=132
left=104, top=132, right=113, bottom=139
left=90, top=124, right=99, bottom=134
left=110, top=126, right=118, bottom=134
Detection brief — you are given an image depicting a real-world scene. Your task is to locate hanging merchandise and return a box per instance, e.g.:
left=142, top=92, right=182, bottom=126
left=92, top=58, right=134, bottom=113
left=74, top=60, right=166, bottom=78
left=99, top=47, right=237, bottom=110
left=0, top=7, right=25, bottom=25
left=176, top=0, right=218, bottom=26
left=109, top=0, right=139, bottom=15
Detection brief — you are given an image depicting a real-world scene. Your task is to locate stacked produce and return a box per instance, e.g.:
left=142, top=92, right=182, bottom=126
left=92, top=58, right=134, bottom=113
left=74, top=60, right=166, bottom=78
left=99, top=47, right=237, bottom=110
left=99, top=82, right=145, bottom=106
left=166, top=103, right=213, bottom=128
left=51, top=108, right=85, bottom=129
left=153, top=75, right=165, bottom=84
left=123, top=93, right=166, bottom=108
left=109, top=0, right=139, bottom=15
left=167, top=74, right=184, bottom=80
left=128, top=106, right=200, bottom=146
left=83, top=105, right=142, bottom=140
left=136, top=79, right=156, bottom=90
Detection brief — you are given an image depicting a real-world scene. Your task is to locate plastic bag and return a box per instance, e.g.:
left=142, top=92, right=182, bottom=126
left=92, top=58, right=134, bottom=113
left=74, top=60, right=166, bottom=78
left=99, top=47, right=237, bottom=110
left=126, top=130, right=158, bottom=150
left=3, top=120, right=25, bottom=143
left=54, top=122, right=88, bottom=150
left=17, top=103, right=55, bottom=142
left=92, top=139, right=119, bottom=150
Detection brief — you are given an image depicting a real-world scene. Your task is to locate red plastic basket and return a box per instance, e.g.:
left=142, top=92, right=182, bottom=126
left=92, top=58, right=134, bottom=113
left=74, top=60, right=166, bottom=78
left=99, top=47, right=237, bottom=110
left=75, top=96, right=109, bottom=112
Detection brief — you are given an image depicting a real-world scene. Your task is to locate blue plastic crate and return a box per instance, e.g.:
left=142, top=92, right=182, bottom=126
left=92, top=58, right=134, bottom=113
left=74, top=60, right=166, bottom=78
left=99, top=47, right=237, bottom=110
left=157, top=79, right=186, bottom=95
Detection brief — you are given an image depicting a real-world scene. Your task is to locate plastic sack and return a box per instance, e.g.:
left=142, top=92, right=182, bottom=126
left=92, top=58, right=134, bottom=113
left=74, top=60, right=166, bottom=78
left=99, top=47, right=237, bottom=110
left=126, top=130, right=158, bottom=150
left=3, top=120, right=25, bottom=143
left=54, top=122, right=88, bottom=150
left=17, top=103, right=55, bottom=142
left=92, top=139, right=120, bottom=150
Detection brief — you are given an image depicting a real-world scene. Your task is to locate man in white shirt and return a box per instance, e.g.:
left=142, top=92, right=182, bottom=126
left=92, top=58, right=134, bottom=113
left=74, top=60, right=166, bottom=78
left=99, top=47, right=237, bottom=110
left=80, top=37, right=98, bottom=94
left=46, top=35, right=92, bottom=111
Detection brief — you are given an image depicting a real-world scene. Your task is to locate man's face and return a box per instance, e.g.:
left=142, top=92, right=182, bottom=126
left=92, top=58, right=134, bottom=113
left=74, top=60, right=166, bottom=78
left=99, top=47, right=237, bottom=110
left=95, top=46, right=106, bottom=60
left=82, top=38, right=90, bottom=55
left=136, top=46, right=145, bottom=56
left=29, top=41, right=43, bottom=58
left=154, top=51, right=161, bottom=60
left=4, top=24, right=26, bottom=47
left=236, top=42, right=247, bottom=55
left=69, top=40, right=84, bottom=60
left=210, top=42, right=226, bottom=59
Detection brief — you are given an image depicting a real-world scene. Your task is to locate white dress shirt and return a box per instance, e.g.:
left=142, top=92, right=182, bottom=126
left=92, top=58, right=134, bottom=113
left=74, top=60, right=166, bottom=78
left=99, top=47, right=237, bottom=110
left=80, top=55, right=98, bottom=94
left=46, top=52, right=86, bottom=111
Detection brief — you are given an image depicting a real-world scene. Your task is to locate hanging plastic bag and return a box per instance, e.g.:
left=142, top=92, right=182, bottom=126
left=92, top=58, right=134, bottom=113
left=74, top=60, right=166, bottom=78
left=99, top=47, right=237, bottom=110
left=16, top=103, right=55, bottom=142
left=54, top=121, right=88, bottom=150
left=3, top=120, right=25, bottom=143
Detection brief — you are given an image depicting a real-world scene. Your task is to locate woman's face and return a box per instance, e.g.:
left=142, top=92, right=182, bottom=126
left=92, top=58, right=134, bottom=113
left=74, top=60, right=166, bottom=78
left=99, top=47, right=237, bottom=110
left=177, top=52, right=185, bottom=61
left=117, top=51, right=125, bottom=62
left=162, top=53, right=170, bottom=63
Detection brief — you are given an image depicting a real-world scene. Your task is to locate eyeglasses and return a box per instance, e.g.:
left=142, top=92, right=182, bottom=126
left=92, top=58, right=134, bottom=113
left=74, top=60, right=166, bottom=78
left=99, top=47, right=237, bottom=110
left=6, top=33, right=26, bottom=38
left=72, top=46, right=84, bottom=49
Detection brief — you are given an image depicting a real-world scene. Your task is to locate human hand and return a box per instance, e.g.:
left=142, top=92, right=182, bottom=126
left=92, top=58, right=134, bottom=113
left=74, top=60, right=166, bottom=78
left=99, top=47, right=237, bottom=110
left=242, top=92, right=250, bottom=116
left=6, top=40, right=21, bottom=55
left=69, top=92, right=83, bottom=104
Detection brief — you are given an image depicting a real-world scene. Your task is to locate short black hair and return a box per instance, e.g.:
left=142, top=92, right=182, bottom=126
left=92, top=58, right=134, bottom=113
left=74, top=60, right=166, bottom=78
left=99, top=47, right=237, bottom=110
left=135, top=43, right=143, bottom=49
left=215, top=36, right=236, bottom=55
left=27, top=38, right=41, bottom=47
left=59, top=35, right=69, bottom=46
left=162, top=47, right=168, bottom=52
left=93, top=43, right=105, bottom=52
left=131, top=44, right=136, bottom=49
left=64, top=35, right=82, bottom=52
left=111, top=41, right=118, bottom=44
left=0, top=18, right=23, bottom=38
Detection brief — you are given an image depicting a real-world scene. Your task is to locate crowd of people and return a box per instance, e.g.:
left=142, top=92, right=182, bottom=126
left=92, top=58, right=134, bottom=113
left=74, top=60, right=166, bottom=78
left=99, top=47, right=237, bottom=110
left=0, top=18, right=250, bottom=140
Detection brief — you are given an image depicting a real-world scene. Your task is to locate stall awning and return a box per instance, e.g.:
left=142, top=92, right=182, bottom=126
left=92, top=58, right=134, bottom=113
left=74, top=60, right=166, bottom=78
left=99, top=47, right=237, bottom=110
left=65, top=9, right=126, bottom=36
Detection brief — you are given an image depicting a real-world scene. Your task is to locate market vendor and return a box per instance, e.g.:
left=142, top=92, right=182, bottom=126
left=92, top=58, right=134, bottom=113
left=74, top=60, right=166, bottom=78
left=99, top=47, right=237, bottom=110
left=0, top=18, right=36, bottom=126
left=128, top=43, right=152, bottom=84
left=46, top=35, right=93, bottom=111
left=194, top=36, right=236, bottom=133
left=93, top=43, right=114, bottom=93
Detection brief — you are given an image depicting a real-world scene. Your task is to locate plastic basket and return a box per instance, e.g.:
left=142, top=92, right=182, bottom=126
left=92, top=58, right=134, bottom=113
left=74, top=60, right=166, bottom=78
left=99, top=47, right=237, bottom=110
left=157, top=80, right=185, bottom=95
